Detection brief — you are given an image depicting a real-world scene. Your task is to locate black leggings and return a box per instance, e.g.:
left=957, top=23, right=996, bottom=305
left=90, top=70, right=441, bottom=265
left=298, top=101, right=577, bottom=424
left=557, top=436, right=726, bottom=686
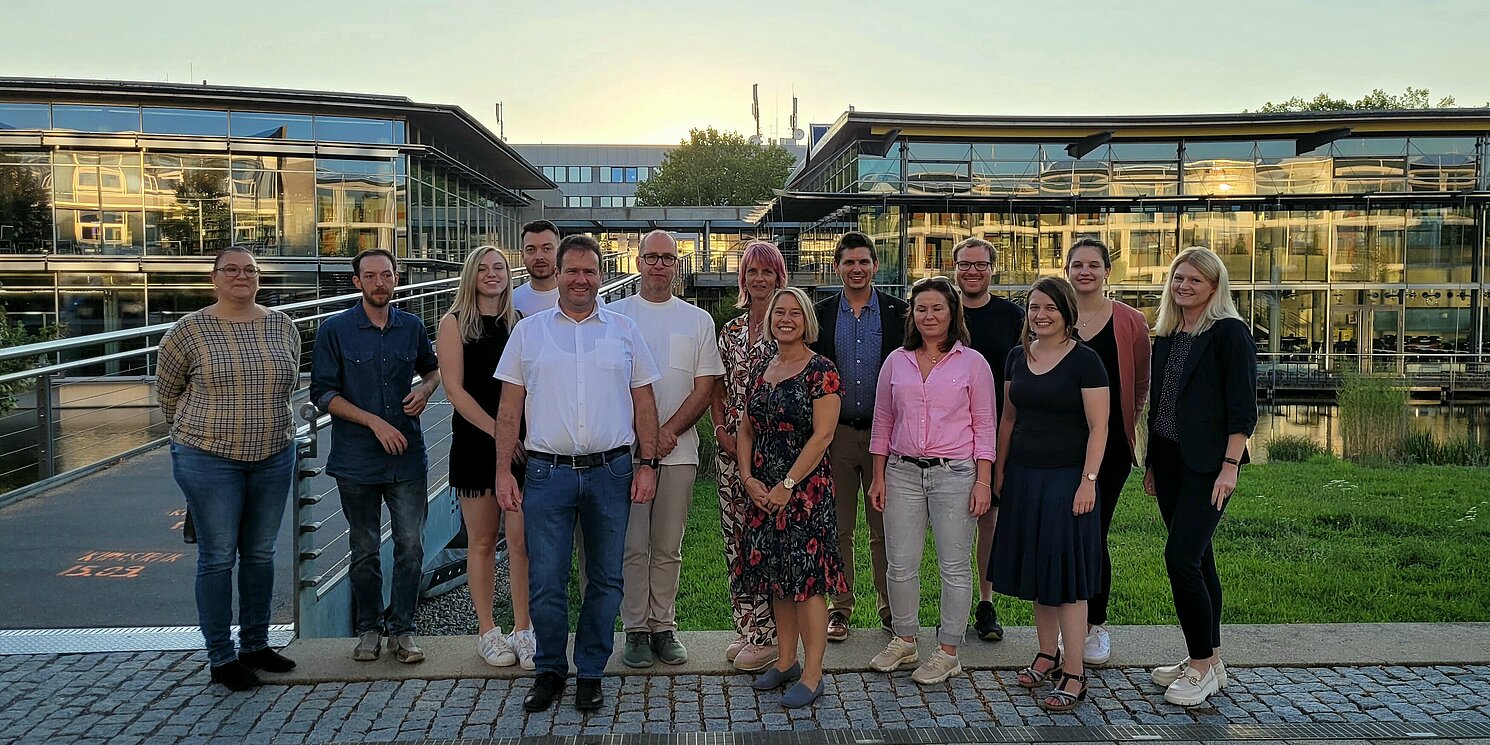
left=1149, top=437, right=1226, bottom=660
left=1087, top=437, right=1132, bottom=627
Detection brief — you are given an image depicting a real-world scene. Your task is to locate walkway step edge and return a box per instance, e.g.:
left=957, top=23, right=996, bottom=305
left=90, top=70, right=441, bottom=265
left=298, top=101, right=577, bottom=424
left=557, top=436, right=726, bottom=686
left=262, top=622, right=1490, bottom=685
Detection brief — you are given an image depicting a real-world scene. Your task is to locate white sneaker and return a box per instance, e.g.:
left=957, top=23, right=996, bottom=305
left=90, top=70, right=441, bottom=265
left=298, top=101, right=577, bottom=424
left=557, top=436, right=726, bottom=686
left=1083, top=626, right=1111, bottom=665
left=477, top=627, right=516, bottom=667
left=870, top=636, right=919, bottom=672
left=911, top=648, right=962, bottom=685
left=1152, top=657, right=1227, bottom=688
left=1163, top=664, right=1219, bottom=706
left=510, top=628, right=537, bottom=671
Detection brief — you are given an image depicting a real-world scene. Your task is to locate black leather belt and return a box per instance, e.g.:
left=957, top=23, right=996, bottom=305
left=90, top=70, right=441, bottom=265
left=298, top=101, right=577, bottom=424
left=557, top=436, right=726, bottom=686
left=840, top=417, right=873, bottom=431
left=527, top=446, right=630, bottom=469
left=898, top=455, right=951, bottom=469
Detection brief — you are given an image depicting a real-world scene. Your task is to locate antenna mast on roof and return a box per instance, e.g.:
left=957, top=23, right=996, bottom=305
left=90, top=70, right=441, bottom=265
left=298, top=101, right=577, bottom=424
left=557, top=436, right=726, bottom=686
left=749, top=84, right=762, bottom=146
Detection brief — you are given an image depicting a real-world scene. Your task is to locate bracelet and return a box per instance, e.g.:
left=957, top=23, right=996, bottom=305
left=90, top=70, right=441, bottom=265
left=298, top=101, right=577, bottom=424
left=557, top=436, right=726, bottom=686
left=1222, top=457, right=1240, bottom=466
left=975, top=481, right=991, bottom=488
left=713, top=424, right=727, bottom=435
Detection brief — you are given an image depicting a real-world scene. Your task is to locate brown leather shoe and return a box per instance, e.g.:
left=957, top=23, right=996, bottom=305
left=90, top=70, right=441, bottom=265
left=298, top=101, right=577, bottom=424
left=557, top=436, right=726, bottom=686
left=827, top=611, right=850, bottom=642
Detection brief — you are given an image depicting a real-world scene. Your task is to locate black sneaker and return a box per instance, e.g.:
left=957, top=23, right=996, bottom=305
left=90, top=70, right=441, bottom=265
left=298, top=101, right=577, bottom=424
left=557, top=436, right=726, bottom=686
left=239, top=647, right=296, bottom=673
left=974, top=600, right=1004, bottom=642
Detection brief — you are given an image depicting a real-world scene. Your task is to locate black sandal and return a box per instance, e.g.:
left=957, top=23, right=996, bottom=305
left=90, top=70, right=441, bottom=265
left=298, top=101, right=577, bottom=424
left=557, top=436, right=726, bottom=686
left=1039, top=671, right=1088, bottom=712
left=1016, top=650, right=1061, bottom=689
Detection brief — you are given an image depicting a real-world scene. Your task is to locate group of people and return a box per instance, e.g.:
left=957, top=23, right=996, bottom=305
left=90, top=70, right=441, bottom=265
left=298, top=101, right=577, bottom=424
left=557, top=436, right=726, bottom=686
left=156, top=220, right=1255, bottom=715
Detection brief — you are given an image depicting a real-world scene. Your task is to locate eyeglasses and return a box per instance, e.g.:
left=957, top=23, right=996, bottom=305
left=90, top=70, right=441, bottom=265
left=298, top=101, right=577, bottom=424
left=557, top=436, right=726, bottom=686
left=911, top=275, right=954, bottom=290
left=216, top=266, right=259, bottom=278
left=640, top=253, right=678, bottom=267
left=955, top=261, right=992, bottom=271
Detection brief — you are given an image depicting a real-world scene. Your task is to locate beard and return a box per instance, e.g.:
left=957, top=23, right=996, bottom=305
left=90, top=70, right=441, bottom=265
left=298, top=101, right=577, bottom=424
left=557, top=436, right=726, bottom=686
left=363, top=290, right=392, bottom=309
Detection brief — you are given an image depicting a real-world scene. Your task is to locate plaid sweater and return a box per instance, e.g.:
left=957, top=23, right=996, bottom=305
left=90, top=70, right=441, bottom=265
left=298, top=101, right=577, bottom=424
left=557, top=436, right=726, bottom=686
left=156, top=309, right=301, bottom=461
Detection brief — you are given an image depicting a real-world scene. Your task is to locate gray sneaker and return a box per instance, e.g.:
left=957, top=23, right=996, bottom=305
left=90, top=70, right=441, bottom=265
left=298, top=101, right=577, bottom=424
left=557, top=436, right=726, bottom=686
left=388, top=633, right=425, bottom=664
left=651, top=631, right=688, bottom=665
left=351, top=630, right=381, bottom=661
left=622, top=631, right=654, bottom=669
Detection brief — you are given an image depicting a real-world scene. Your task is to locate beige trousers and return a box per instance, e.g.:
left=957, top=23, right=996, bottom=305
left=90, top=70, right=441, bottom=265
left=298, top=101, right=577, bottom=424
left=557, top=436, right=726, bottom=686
left=621, top=464, right=697, bottom=633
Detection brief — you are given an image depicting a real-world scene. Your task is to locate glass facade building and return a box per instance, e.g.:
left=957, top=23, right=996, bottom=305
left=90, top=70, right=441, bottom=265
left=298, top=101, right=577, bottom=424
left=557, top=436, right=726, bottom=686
left=773, top=110, right=1490, bottom=373
left=0, top=79, right=551, bottom=334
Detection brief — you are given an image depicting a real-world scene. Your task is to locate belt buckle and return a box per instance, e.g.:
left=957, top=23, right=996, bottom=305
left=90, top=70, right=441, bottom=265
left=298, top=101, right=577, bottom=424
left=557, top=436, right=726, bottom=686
left=568, top=454, right=593, bottom=470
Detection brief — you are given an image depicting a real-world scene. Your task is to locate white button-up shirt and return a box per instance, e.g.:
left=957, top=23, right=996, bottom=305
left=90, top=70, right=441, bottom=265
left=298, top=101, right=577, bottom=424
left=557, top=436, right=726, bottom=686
left=495, top=305, right=661, bottom=456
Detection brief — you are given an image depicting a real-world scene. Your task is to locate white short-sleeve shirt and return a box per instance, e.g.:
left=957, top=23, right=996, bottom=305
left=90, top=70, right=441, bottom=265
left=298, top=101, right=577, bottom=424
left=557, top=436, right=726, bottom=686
left=494, top=305, right=661, bottom=456
left=611, top=295, right=726, bottom=466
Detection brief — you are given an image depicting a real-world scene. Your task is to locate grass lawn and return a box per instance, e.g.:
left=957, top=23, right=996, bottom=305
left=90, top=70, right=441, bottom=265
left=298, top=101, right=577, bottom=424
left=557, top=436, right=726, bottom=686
left=669, top=458, right=1490, bottom=630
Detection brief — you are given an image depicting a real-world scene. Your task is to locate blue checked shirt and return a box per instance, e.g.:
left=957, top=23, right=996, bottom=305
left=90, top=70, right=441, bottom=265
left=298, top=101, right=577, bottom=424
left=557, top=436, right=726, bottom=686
left=833, top=292, right=882, bottom=422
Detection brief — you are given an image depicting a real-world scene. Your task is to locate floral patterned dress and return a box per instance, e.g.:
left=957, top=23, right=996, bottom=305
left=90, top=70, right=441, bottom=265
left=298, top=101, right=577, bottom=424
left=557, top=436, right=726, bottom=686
left=716, top=313, right=778, bottom=643
left=738, top=353, right=848, bottom=602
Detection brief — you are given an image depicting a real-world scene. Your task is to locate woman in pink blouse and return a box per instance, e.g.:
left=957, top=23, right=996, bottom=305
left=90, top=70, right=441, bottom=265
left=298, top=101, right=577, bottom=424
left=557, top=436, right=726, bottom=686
left=866, top=276, right=996, bottom=685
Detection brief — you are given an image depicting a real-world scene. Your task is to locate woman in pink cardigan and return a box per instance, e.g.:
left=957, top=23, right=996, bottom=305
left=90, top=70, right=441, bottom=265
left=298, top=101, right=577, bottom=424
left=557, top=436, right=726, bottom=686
left=1065, top=237, right=1152, bottom=665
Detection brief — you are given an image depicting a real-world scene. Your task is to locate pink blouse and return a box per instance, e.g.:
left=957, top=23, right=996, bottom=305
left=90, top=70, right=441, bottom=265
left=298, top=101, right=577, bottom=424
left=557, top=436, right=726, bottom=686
left=869, top=342, right=997, bottom=462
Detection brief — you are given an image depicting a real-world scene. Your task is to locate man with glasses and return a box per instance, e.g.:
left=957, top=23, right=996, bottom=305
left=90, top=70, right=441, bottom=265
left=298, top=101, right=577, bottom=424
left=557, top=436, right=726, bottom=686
left=952, top=237, right=1023, bottom=643
left=810, top=230, right=906, bottom=642
left=611, top=230, right=725, bottom=669
left=310, top=249, right=442, bottom=664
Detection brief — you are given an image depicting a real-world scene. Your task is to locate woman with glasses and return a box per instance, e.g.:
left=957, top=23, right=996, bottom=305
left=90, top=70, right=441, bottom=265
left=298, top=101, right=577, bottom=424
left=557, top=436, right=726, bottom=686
left=1143, top=247, right=1256, bottom=707
left=865, top=276, right=995, bottom=685
left=1063, top=238, right=1151, bottom=665
left=435, top=246, right=536, bottom=671
left=157, top=247, right=301, bottom=691
left=990, top=276, right=1109, bottom=712
left=708, top=240, right=788, bottom=673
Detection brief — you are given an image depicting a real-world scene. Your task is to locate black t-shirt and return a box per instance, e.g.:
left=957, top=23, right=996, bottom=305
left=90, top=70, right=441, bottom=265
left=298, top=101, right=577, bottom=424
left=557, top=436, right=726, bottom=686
left=1082, top=317, right=1131, bottom=459
left=1004, top=343, right=1110, bottom=469
left=964, top=296, right=1025, bottom=393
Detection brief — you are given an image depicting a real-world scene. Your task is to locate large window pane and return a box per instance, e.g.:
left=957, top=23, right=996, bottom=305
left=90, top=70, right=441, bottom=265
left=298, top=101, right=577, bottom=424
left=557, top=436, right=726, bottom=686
left=1108, top=209, right=1176, bottom=284
left=0, top=154, right=54, bottom=254
left=1256, top=210, right=1327, bottom=282
left=1181, top=209, right=1253, bottom=282
left=1405, top=205, right=1474, bottom=283
left=0, top=103, right=50, bottom=130
left=52, top=152, right=143, bottom=255
left=314, top=116, right=395, bottom=144
left=142, top=108, right=228, bottom=137
left=1333, top=207, right=1404, bottom=283
left=144, top=161, right=232, bottom=256
left=229, top=112, right=314, bottom=140
left=52, top=105, right=141, bottom=133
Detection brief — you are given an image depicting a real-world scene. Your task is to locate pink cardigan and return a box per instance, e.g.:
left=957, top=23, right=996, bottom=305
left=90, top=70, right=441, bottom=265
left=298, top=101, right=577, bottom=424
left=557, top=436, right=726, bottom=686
left=1111, top=300, right=1152, bottom=463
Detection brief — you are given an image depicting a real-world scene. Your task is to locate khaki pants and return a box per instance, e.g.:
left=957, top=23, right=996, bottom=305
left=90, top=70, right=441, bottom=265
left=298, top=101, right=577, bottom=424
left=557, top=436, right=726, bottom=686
left=621, top=464, right=697, bottom=633
left=828, top=424, right=890, bottom=625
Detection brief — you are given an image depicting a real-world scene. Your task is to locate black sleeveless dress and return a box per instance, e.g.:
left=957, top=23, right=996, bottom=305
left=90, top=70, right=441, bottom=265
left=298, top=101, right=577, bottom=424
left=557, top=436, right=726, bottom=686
left=449, top=314, right=523, bottom=493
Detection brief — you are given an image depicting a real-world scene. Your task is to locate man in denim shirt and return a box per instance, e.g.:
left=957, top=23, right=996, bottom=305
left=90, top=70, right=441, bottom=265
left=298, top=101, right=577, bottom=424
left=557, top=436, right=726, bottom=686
left=310, top=249, right=441, bottom=664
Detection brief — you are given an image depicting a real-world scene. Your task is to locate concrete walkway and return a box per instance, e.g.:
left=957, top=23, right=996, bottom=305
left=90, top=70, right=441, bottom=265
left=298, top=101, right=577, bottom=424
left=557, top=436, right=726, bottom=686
left=2, top=624, right=1487, bottom=744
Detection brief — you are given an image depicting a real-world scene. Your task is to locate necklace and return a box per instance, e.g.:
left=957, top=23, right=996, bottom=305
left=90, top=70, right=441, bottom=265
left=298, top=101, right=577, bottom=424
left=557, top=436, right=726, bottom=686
left=919, top=347, right=943, bottom=365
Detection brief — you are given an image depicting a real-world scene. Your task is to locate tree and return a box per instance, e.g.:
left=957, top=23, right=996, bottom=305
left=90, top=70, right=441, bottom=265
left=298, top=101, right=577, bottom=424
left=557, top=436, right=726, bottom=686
left=0, top=157, right=51, bottom=251
left=0, top=307, right=62, bottom=415
left=1253, top=86, right=1472, bottom=112
left=634, top=128, right=796, bottom=207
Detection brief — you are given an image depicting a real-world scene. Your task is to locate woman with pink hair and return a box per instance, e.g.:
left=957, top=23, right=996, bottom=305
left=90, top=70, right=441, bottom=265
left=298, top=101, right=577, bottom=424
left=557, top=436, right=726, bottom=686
left=708, top=240, right=789, bottom=672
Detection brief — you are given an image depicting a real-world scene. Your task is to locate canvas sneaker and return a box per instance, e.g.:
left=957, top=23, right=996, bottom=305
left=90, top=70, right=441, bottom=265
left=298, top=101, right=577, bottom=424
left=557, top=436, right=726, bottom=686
left=510, top=628, right=537, bottom=671
left=1083, top=626, right=1111, bottom=664
left=478, top=627, right=517, bottom=667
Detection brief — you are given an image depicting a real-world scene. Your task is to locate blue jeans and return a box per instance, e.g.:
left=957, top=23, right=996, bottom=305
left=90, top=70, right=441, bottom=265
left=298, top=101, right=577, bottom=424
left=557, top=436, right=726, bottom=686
left=337, top=477, right=428, bottom=635
left=523, top=453, right=633, bottom=679
left=171, top=442, right=294, bottom=667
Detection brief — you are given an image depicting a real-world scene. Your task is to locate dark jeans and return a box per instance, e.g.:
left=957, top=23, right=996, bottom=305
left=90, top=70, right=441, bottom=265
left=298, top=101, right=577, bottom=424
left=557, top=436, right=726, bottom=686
left=523, top=452, right=632, bottom=679
left=171, top=442, right=294, bottom=667
left=1150, top=437, right=1226, bottom=660
left=1088, top=438, right=1133, bottom=627
left=337, top=477, right=428, bottom=636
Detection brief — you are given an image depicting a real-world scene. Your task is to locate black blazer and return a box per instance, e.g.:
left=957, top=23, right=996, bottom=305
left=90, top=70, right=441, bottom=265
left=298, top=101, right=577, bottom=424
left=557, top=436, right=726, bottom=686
left=809, top=289, right=908, bottom=368
left=1146, top=316, right=1258, bottom=473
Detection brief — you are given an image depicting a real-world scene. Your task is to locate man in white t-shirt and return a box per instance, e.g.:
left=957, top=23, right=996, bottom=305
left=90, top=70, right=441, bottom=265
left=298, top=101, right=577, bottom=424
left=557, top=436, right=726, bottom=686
left=513, top=219, right=603, bottom=317
left=494, top=234, right=661, bottom=715
left=611, top=230, right=725, bottom=669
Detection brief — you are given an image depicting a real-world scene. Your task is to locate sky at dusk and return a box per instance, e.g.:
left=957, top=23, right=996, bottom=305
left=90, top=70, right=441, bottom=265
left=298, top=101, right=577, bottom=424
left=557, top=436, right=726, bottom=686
left=4, top=0, right=1489, bottom=146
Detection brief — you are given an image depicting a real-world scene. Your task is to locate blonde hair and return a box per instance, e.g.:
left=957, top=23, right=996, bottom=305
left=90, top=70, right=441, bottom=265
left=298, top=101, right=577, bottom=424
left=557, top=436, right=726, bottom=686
left=1154, top=246, right=1242, bottom=337
left=447, top=246, right=516, bottom=342
left=762, top=287, right=819, bottom=345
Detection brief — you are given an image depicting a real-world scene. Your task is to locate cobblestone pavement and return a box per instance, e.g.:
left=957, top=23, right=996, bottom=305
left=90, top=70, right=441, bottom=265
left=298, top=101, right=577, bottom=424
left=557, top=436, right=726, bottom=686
left=1, top=651, right=1486, bottom=744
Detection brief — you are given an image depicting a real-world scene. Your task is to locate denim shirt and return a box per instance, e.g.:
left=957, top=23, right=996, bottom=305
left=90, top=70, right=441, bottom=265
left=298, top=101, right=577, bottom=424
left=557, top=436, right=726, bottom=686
left=310, top=303, right=439, bottom=484
left=833, top=292, right=881, bottom=421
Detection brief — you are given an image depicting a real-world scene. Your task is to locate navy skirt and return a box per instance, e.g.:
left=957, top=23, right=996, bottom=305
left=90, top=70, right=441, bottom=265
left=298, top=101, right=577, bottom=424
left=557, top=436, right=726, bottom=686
left=989, top=464, right=1103, bottom=605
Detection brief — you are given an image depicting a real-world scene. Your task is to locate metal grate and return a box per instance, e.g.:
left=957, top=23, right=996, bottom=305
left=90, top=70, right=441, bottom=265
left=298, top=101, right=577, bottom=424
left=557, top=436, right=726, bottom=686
left=335, top=720, right=1490, bottom=745
left=0, top=624, right=294, bottom=655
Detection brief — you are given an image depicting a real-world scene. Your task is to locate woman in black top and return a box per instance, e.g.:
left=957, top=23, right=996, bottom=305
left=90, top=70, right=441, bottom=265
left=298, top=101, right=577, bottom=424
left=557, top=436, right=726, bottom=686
left=1142, top=247, right=1256, bottom=708
left=990, top=276, right=1109, bottom=712
left=435, top=246, right=535, bottom=670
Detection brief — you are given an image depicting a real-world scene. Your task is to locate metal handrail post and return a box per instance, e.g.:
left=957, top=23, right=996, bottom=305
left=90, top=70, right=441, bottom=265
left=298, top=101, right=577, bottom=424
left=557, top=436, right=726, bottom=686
left=292, top=403, right=324, bottom=639
left=34, top=372, right=55, bottom=480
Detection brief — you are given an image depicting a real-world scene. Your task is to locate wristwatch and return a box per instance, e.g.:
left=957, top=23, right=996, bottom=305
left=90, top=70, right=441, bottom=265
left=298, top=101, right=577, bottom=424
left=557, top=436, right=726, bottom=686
left=638, top=458, right=661, bottom=470
left=781, top=476, right=797, bottom=489
left=1084, top=472, right=1098, bottom=482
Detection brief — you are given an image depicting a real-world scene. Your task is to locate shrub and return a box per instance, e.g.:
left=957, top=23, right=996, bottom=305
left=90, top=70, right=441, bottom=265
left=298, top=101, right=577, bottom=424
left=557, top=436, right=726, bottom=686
left=1395, top=430, right=1490, bottom=467
left=1265, top=434, right=1326, bottom=462
left=1337, top=373, right=1407, bottom=465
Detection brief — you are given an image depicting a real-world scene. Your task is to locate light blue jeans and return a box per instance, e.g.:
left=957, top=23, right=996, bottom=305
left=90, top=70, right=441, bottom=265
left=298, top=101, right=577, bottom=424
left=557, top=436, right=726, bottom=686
left=883, top=456, right=978, bottom=647
left=171, top=442, right=294, bottom=667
